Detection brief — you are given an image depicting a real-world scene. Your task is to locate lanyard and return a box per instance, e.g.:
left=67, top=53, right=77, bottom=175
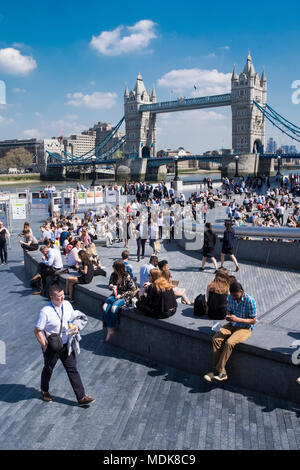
left=50, top=302, right=64, bottom=322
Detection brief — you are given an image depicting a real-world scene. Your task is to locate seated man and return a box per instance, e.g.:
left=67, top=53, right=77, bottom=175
left=204, top=282, right=257, bottom=382
left=31, top=244, right=63, bottom=295
left=121, top=250, right=134, bottom=280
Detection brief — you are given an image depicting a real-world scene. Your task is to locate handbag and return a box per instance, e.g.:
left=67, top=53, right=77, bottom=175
left=47, top=305, right=64, bottom=353
left=193, top=294, right=208, bottom=316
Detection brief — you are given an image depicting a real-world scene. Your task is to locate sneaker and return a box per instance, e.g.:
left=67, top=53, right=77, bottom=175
left=199, top=267, right=204, bottom=271
left=33, top=290, right=42, bottom=295
left=41, top=391, right=53, bottom=402
left=78, top=395, right=96, bottom=406
left=213, top=372, right=228, bottom=382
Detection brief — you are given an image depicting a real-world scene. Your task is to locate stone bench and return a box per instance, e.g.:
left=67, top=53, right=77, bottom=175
left=23, top=249, right=300, bottom=404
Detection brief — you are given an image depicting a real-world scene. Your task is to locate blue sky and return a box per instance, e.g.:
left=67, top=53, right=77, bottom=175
left=0, top=0, right=300, bottom=152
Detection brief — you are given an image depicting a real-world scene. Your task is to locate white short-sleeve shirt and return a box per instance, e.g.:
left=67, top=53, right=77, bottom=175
left=35, top=300, right=76, bottom=344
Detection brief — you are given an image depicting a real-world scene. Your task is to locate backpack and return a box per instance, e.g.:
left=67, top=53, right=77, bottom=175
left=193, top=294, right=207, bottom=316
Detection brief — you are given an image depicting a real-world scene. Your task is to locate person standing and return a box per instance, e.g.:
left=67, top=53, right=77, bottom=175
left=0, top=221, right=10, bottom=265
left=204, top=282, right=257, bottom=382
left=200, top=222, right=218, bottom=272
left=34, top=283, right=95, bottom=405
left=220, top=221, right=239, bottom=272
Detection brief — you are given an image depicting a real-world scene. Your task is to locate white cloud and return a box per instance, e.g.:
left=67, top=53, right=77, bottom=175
left=0, top=48, right=37, bottom=75
left=89, top=81, right=96, bottom=86
left=157, top=68, right=231, bottom=95
left=0, top=115, right=14, bottom=125
left=23, top=128, right=43, bottom=139
left=65, top=91, right=117, bottom=109
left=90, top=19, right=157, bottom=56
left=12, top=87, right=26, bottom=93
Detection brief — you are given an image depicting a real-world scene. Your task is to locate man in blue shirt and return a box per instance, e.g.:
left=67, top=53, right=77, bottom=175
left=121, top=250, right=134, bottom=279
left=204, top=282, right=257, bottom=382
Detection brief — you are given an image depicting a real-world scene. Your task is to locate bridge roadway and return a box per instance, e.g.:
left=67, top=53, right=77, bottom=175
left=0, top=207, right=300, bottom=450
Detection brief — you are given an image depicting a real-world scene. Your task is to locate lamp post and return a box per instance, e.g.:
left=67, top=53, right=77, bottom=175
left=174, top=155, right=180, bottom=181
left=91, top=155, right=97, bottom=186
left=276, top=155, right=281, bottom=176
left=234, top=155, right=239, bottom=177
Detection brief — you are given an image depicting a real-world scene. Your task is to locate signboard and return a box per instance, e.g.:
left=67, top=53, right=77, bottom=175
left=12, top=203, right=26, bottom=220
left=86, top=191, right=95, bottom=205
left=77, top=192, right=86, bottom=205
left=106, top=189, right=118, bottom=203
left=0, top=210, right=7, bottom=225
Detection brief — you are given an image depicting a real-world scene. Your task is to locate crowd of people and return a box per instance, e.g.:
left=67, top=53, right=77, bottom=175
left=7, top=172, right=300, bottom=403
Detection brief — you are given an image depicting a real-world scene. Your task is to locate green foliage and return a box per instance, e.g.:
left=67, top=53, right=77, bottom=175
left=0, top=147, right=34, bottom=170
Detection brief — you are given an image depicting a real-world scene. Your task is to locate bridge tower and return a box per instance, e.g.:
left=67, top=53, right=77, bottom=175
left=124, top=74, right=156, bottom=158
left=231, top=53, right=267, bottom=154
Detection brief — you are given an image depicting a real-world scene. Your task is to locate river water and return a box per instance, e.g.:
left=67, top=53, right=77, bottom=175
left=1, top=169, right=299, bottom=194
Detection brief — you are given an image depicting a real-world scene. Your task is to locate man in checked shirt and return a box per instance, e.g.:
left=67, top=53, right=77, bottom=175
left=204, top=282, right=257, bottom=382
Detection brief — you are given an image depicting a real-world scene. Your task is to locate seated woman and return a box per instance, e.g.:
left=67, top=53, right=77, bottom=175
left=206, top=269, right=230, bottom=331
left=86, top=242, right=106, bottom=276
left=102, top=260, right=136, bottom=342
left=137, top=271, right=177, bottom=319
left=66, top=250, right=94, bottom=301
left=19, top=229, right=39, bottom=251
left=158, top=259, right=192, bottom=305
left=67, top=239, right=81, bottom=268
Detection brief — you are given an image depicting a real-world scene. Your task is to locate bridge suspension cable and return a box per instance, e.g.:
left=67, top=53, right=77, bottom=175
left=253, top=100, right=300, bottom=144
left=62, top=116, right=125, bottom=160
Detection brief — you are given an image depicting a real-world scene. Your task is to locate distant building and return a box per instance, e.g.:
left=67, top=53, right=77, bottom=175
left=62, top=122, right=125, bottom=158
left=63, top=133, right=96, bottom=157
left=0, top=138, right=41, bottom=159
left=266, top=137, right=277, bottom=153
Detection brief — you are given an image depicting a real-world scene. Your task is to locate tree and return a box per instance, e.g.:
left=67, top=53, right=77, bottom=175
left=0, top=147, right=34, bottom=170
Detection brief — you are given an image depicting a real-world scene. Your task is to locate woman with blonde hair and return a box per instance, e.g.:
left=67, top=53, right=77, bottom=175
left=86, top=242, right=106, bottom=276
left=138, top=271, right=177, bottom=319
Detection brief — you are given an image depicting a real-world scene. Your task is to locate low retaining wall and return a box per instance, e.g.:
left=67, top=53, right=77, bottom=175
left=176, top=234, right=300, bottom=270
left=24, top=250, right=300, bottom=404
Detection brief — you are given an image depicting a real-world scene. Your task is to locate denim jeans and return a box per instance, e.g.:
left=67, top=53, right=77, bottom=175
left=0, top=241, right=7, bottom=263
left=103, top=295, right=125, bottom=328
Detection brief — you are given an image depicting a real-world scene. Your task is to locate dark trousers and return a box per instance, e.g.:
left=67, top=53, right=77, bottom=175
left=136, top=238, right=146, bottom=260
left=41, top=344, right=85, bottom=401
left=0, top=241, right=7, bottom=263
left=22, top=244, right=38, bottom=252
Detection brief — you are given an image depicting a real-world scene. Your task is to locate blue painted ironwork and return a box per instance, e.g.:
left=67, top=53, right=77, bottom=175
left=62, top=116, right=125, bottom=160
left=253, top=101, right=300, bottom=144
left=47, top=135, right=126, bottom=167
left=140, top=93, right=232, bottom=113
left=147, top=154, right=223, bottom=167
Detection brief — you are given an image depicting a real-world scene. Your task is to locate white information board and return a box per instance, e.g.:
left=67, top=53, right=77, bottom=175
left=12, top=203, right=26, bottom=220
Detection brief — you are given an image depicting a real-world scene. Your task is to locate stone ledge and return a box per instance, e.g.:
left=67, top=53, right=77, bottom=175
left=24, top=249, right=300, bottom=404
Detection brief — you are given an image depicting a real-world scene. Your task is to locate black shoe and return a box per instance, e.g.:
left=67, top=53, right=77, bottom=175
left=199, top=268, right=204, bottom=271
left=78, top=395, right=96, bottom=406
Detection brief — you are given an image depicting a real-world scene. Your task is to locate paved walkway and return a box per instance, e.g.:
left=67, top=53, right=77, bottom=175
left=0, top=208, right=299, bottom=450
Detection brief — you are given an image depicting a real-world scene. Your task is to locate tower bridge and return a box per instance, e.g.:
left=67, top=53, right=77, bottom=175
left=42, top=53, right=300, bottom=181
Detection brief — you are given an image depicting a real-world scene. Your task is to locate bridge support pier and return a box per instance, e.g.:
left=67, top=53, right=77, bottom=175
left=221, top=153, right=259, bottom=178
left=41, top=166, right=65, bottom=181
left=145, top=163, right=167, bottom=182
left=257, top=157, right=274, bottom=176
left=116, top=158, right=148, bottom=182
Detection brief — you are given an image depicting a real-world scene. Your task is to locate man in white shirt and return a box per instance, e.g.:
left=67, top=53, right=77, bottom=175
left=34, top=283, right=95, bottom=406
left=43, top=246, right=63, bottom=270
left=31, top=245, right=63, bottom=295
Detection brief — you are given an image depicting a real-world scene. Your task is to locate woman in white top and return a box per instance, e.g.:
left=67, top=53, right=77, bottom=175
left=68, top=239, right=81, bottom=268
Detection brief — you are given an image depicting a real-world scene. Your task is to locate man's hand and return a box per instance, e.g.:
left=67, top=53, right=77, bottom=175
left=42, top=343, right=47, bottom=352
left=70, top=325, right=79, bottom=335
left=226, top=313, right=239, bottom=323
